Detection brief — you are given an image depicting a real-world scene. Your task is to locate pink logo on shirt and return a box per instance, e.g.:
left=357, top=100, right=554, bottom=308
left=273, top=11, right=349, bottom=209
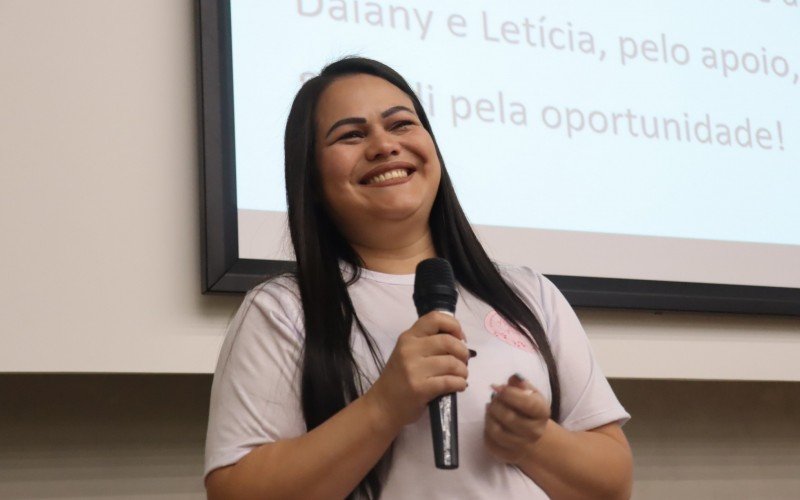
left=484, top=310, right=537, bottom=354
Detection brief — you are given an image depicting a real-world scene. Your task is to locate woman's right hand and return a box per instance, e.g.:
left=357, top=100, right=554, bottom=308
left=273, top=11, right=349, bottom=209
left=364, top=311, right=470, bottom=431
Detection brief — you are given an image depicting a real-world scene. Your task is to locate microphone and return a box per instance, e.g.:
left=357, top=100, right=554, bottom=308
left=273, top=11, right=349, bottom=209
left=413, top=257, right=459, bottom=470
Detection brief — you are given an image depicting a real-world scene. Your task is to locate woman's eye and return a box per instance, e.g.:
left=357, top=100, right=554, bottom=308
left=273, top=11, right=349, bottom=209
left=392, top=120, right=414, bottom=130
left=338, top=130, right=363, bottom=141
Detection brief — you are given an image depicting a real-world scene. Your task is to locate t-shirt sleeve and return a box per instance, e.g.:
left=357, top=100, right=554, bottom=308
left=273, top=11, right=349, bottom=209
left=505, top=266, right=630, bottom=432
left=203, top=278, right=307, bottom=479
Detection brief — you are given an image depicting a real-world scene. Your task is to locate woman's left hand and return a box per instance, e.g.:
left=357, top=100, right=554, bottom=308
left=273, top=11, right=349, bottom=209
left=483, top=373, right=551, bottom=465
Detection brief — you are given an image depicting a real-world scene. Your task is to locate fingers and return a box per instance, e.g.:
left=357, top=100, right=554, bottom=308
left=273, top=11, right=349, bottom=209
left=483, top=378, right=551, bottom=464
left=507, top=372, right=529, bottom=389
left=483, top=405, right=531, bottom=465
left=427, top=374, right=468, bottom=396
left=406, top=371, right=467, bottom=403
left=496, top=386, right=550, bottom=421
left=493, top=377, right=550, bottom=421
left=371, top=313, right=471, bottom=427
left=413, top=355, right=468, bottom=400
left=423, top=354, right=469, bottom=380
left=399, top=312, right=470, bottom=364
left=487, top=395, right=535, bottom=437
left=484, top=376, right=550, bottom=446
left=484, top=409, right=529, bottom=449
left=409, top=311, right=467, bottom=341
left=428, top=333, right=470, bottom=363
left=400, top=328, right=469, bottom=363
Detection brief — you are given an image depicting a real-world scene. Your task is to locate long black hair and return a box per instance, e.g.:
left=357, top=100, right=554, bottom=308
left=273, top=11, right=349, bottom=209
left=284, top=56, right=561, bottom=500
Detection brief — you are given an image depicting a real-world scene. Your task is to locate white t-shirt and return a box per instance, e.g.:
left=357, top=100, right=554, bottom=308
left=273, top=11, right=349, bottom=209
left=204, top=264, right=630, bottom=498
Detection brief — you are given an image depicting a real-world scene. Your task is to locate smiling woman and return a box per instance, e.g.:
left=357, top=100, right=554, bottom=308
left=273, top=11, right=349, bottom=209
left=204, top=57, right=633, bottom=500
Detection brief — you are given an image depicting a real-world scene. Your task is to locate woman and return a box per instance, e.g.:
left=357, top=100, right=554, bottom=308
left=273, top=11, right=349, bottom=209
left=205, top=57, right=632, bottom=499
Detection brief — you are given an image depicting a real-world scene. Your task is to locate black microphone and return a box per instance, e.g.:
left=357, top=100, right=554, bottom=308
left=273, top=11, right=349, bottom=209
left=413, top=257, right=459, bottom=470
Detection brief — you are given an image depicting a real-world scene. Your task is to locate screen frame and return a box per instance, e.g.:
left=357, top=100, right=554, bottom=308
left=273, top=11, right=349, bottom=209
left=196, top=0, right=800, bottom=316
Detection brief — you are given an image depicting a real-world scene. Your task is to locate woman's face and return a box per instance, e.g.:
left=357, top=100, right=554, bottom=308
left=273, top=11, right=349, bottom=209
left=314, top=74, right=441, bottom=242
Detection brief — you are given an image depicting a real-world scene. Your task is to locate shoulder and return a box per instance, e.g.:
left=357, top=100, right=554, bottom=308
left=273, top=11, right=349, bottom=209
left=495, top=263, right=551, bottom=306
left=495, top=262, right=546, bottom=291
left=240, top=274, right=303, bottom=326
left=494, top=263, right=568, bottom=334
left=222, top=274, right=305, bottom=354
left=248, top=273, right=301, bottom=301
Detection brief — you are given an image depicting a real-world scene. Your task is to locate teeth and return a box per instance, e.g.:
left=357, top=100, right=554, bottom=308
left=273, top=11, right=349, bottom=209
left=367, top=168, right=409, bottom=185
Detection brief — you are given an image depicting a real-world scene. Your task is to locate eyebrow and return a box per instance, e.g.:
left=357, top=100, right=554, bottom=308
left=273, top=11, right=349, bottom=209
left=324, top=105, right=416, bottom=138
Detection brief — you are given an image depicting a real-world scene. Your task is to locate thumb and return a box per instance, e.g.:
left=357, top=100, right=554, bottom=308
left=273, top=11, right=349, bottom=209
left=507, top=373, right=534, bottom=391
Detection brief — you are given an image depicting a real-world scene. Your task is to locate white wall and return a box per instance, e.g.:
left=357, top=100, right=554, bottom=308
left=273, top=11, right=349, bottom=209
left=2, top=1, right=798, bottom=379
left=1, top=0, right=241, bottom=372
left=1, top=1, right=799, bottom=498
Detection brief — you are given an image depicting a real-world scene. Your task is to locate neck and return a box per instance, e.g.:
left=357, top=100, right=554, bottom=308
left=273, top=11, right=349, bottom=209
left=350, top=230, right=436, bottom=275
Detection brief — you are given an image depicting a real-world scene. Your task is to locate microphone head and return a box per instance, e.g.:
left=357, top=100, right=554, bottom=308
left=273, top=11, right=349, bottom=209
left=413, top=258, right=458, bottom=316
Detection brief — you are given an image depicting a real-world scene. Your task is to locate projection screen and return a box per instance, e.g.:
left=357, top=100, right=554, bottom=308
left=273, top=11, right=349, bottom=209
left=199, top=0, right=800, bottom=315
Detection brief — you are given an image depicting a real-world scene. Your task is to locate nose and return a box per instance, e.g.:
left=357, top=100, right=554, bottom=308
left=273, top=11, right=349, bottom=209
left=365, top=127, right=400, bottom=161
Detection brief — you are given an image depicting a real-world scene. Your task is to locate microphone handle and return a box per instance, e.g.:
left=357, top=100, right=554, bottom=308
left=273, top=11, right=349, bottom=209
left=429, top=308, right=458, bottom=469
left=429, top=392, right=458, bottom=469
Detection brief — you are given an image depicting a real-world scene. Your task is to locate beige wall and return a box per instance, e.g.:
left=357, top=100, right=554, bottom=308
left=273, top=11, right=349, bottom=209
left=0, top=0, right=240, bottom=373
left=1, top=0, right=799, bottom=498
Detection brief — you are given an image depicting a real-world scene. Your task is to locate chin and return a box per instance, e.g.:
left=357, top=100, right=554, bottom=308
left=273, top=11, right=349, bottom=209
left=371, top=208, right=421, bottom=222
left=364, top=199, right=426, bottom=220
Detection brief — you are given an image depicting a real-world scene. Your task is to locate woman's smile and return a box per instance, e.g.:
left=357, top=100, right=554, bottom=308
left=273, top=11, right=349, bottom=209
left=360, top=161, right=417, bottom=186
